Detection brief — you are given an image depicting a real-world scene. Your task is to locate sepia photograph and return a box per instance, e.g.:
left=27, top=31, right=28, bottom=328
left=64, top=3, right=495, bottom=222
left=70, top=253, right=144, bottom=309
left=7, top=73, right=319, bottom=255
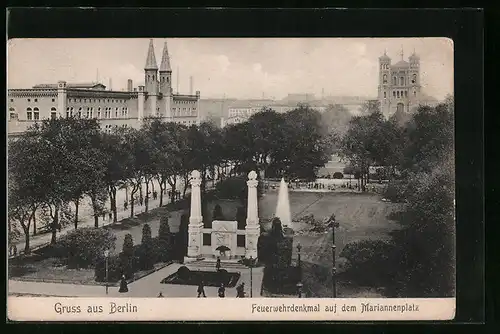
left=7, top=36, right=456, bottom=320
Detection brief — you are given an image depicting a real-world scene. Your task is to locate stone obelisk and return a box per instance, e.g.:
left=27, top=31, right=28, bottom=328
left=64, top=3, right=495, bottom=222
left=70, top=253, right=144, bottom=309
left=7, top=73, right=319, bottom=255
left=245, top=171, right=260, bottom=259
left=187, top=170, right=203, bottom=259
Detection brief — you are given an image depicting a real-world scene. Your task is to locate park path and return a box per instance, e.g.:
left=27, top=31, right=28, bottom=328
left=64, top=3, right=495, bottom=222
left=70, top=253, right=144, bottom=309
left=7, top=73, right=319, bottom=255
left=10, top=180, right=189, bottom=258
left=9, top=263, right=264, bottom=298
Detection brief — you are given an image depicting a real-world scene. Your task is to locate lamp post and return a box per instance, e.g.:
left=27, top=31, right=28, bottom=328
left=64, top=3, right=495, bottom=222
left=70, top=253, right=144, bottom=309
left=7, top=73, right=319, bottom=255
left=104, top=250, right=109, bottom=295
left=332, top=244, right=337, bottom=298
left=249, top=256, right=254, bottom=298
left=297, top=242, right=303, bottom=298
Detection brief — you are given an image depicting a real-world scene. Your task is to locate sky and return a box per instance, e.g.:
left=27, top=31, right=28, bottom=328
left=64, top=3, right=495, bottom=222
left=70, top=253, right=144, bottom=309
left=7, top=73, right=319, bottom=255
left=7, top=38, right=453, bottom=100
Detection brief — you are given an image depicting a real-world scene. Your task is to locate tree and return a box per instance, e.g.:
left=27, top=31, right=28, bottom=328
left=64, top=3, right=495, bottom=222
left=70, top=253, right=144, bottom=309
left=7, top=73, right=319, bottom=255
left=158, top=216, right=173, bottom=261
left=139, top=224, right=154, bottom=270
left=121, top=128, right=144, bottom=217
left=121, top=233, right=135, bottom=279
left=56, top=227, right=116, bottom=269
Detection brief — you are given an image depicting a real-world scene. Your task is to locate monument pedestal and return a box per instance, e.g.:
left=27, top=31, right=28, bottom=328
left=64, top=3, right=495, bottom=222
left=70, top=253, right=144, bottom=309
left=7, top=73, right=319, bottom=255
left=245, top=224, right=259, bottom=259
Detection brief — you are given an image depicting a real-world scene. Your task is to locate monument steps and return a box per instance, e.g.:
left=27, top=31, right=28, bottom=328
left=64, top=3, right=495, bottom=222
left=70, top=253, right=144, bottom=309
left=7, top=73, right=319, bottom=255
left=186, top=260, right=248, bottom=270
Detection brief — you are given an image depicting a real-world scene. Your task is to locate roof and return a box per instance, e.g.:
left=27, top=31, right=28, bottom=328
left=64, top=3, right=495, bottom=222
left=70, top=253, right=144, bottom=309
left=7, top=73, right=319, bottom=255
left=145, top=39, right=158, bottom=70
left=32, top=83, right=106, bottom=90
left=159, top=41, right=172, bottom=72
left=392, top=60, right=409, bottom=68
left=379, top=54, right=391, bottom=61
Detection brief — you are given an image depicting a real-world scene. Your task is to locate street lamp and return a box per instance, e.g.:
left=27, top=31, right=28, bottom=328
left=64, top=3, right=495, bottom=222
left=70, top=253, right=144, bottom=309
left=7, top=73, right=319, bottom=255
left=297, top=243, right=303, bottom=298
left=332, top=244, right=337, bottom=298
left=296, top=282, right=303, bottom=298
left=104, top=250, right=110, bottom=295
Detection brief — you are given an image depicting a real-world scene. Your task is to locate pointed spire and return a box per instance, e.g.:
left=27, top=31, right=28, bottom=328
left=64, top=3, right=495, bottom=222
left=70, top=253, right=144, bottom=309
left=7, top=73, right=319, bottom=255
left=400, top=45, right=404, bottom=60
left=145, top=39, right=158, bottom=70
left=159, top=40, right=172, bottom=72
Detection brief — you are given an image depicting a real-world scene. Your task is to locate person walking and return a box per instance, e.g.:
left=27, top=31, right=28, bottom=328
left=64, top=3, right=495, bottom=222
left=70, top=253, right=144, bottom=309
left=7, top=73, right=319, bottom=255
left=197, top=281, right=206, bottom=298
left=119, top=275, right=129, bottom=293
left=216, top=257, right=221, bottom=272
left=124, top=200, right=128, bottom=211
left=157, top=292, right=164, bottom=298
left=236, top=283, right=245, bottom=298
left=218, top=283, right=225, bottom=298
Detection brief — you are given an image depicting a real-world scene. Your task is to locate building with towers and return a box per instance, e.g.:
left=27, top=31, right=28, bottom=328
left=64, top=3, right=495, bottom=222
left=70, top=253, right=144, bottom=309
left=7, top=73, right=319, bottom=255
left=8, top=39, right=201, bottom=136
left=377, top=48, right=437, bottom=118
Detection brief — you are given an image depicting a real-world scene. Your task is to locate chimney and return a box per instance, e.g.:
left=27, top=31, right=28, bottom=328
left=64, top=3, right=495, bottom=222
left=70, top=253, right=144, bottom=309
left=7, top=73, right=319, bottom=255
left=127, top=79, right=133, bottom=92
left=190, top=76, right=193, bottom=95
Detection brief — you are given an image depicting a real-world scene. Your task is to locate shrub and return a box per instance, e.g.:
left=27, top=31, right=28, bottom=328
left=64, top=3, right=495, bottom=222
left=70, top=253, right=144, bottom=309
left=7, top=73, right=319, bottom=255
left=383, top=181, right=407, bottom=203
left=56, top=227, right=116, bottom=269
left=340, top=239, right=396, bottom=286
left=158, top=217, right=173, bottom=262
left=95, top=254, right=128, bottom=282
left=139, top=224, right=155, bottom=270
left=177, top=266, right=190, bottom=280
left=333, top=172, right=344, bottom=179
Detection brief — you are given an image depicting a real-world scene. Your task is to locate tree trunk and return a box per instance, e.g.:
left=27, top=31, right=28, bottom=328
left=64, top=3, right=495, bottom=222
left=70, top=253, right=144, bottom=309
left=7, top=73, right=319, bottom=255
left=109, top=185, right=117, bottom=223
left=169, top=176, right=177, bottom=204
left=32, top=207, right=37, bottom=236
left=145, top=179, right=150, bottom=213
left=158, top=178, right=165, bottom=207
left=74, top=198, right=79, bottom=229
left=23, top=226, right=30, bottom=254
left=183, top=173, right=190, bottom=198
left=130, top=193, right=135, bottom=217
left=50, top=205, right=59, bottom=245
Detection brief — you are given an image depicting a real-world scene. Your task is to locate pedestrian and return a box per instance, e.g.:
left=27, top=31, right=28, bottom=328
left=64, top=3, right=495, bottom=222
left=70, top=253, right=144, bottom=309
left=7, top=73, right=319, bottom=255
left=218, top=283, right=225, bottom=298
left=153, top=191, right=158, bottom=200
left=216, top=257, right=221, bottom=272
left=236, top=283, right=245, bottom=298
left=157, top=292, right=164, bottom=298
left=197, top=281, right=206, bottom=298
left=124, top=200, right=128, bottom=211
left=119, top=275, right=129, bottom=293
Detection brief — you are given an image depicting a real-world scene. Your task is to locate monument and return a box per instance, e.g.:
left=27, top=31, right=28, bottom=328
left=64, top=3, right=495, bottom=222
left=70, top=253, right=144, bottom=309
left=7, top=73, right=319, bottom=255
left=275, top=177, right=292, bottom=229
left=185, top=170, right=260, bottom=262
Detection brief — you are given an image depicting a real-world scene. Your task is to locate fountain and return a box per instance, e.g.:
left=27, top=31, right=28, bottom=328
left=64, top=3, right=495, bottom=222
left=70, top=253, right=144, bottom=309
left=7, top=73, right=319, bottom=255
left=275, top=177, right=292, bottom=229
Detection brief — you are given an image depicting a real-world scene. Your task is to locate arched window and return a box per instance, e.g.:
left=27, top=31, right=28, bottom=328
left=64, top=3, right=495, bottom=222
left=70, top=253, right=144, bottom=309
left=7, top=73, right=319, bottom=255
left=9, top=107, right=17, bottom=120
left=393, top=91, right=396, bottom=97
left=411, top=74, right=417, bottom=84
left=397, top=91, right=400, bottom=98
left=51, top=107, right=57, bottom=120
left=166, top=77, right=169, bottom=83
left=383, top=74, right=387, bottom=84
left=400, top=77, right=405, bottom=86
left=33, top=107, right=40, bottom=120
left=384, top=92, right=387, bottom=98
left=392, top=77, right=397, bottom=85
left=26, top=107, right=33, bottom=120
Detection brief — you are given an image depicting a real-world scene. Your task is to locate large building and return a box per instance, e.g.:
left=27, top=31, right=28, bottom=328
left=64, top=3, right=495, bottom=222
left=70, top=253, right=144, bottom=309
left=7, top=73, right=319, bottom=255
left=377, top=49, right=437, bottom=117
left=7, top=40, right=201, bottom=136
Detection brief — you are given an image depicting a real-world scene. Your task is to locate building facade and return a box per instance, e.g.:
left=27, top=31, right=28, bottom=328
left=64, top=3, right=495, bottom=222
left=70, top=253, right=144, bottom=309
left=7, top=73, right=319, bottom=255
left=377, top=49, right=423, bottom=117
left=8, top=40, right=201, bottom=136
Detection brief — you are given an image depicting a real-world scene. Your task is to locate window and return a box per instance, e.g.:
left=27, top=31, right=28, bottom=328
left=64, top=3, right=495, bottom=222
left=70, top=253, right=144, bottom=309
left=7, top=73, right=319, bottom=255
left=384, top=92, right=387, bottom=98
left=28, top=99, right=31, bottom=102
left=27, top=108, right=33, bottom=120
left=10, top=99, right=13, bottom=102
left=393, top=91, right=396, bottom=97
left=414, top=91, right=417, bottom=97
left=52, top=98, right=55, bottom=102
left=51, top=112, right=57, bottom=120
left=400, top=77, right=405, bottom=86
left=383, top=74, right=387, bottom=84
left=34, top=98, right=38, bottom=102
left=397, top=91, right=400, bottom=98
left=203, top=234, right=211, bottom=246
left=411, top=74, right=417, bottom=84
left=33, top=107, right=40, bottom=120
left=97, top=111, right=101, bottom=119
left=237, top=235, right=246, bottom=248
left=392, top=77, right=397, bottom=85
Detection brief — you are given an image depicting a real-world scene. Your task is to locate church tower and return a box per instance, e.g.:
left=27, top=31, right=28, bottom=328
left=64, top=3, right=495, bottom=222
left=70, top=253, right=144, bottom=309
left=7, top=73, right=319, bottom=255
left=378, top=50, right=391, bottom=116
left=144, top=39, right=158, bottom=116
left=408, top=50, right=421, bottom=101
left=159, top=41, right=173, bottom=120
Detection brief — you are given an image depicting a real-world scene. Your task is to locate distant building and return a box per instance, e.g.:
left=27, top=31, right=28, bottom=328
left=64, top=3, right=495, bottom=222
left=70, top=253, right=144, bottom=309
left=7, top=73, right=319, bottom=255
left=8, top=39, right=201, bottom=136
left=377, top=49, right=438, bottom=118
